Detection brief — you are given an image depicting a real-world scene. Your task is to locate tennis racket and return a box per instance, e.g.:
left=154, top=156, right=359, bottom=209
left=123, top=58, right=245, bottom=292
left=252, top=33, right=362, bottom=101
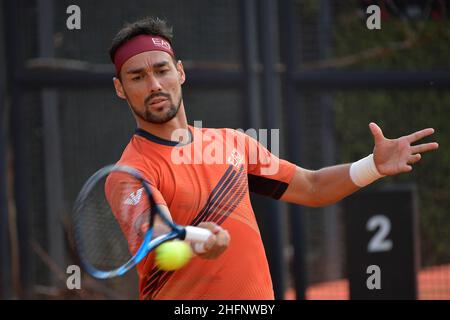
left=72, top=164, right=212, bottom=279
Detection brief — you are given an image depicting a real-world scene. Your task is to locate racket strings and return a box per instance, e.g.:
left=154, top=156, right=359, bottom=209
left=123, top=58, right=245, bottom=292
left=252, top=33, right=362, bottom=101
left=74, top=176, right=136, bottom=271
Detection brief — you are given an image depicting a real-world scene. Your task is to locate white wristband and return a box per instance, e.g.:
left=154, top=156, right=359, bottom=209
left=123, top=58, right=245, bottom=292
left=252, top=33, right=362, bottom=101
left=349, top=154, right=385, bottom=187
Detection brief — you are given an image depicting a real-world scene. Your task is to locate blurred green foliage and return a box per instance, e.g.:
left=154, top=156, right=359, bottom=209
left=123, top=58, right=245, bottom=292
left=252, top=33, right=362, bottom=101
left=333, top=16, right=450, bottom=267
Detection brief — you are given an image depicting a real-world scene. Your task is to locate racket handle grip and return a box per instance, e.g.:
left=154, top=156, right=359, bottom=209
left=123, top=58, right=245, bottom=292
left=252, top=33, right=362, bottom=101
left=184, top=226, right=212, bottom=254
left=184, top=226, right=212, bottom=242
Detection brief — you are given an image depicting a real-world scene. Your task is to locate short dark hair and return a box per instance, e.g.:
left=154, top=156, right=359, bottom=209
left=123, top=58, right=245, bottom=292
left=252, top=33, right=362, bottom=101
left=109, top=17, right=175, bottom=63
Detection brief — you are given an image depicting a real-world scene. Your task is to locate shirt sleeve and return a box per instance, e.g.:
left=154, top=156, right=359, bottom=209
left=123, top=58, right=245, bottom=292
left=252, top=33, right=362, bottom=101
left=104, top=169, right=167, bottom=255
left=241, top=130, right=297, bottom=199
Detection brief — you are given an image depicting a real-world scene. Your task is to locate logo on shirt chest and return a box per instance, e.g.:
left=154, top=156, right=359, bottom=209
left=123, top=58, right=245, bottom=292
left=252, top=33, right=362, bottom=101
left=227, top=149, right=243, bottom=168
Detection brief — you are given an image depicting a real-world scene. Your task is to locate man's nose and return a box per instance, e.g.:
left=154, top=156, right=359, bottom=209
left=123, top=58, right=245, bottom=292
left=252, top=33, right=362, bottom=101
left=146, top=74, right=162, bottom=92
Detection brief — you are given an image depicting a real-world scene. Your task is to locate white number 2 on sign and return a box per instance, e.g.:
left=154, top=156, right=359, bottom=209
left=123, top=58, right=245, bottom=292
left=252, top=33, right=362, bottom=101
left=366, top=215, right=393, bottom=252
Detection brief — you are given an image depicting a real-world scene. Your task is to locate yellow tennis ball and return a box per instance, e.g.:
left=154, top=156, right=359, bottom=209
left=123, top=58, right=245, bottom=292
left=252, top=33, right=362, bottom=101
left=155, top=240, right=192, bottom=271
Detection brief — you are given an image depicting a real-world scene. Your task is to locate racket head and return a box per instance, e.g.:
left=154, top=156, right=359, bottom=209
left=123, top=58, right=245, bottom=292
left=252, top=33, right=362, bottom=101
left=72, top=165, right=171, bottom=279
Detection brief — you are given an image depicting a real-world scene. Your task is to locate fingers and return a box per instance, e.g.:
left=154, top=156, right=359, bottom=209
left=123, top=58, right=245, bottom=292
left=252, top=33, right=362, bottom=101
left=411, top=142, right=439, bottom=154
left=403, top=165, right=413, bottom=173
left=405, top=141, right=438, bottom=169
left=369, top=122, right=385, bottom=144
left=196, top=221, right=222, bottom=234
left=406, top=128, right=435, bottom=143
left=407, top=153, right=421, bottom=165
left=194, top=222, right=230, bottom=259
left=202, top=233, right=217, bottom=252
left=207, top=228, right=230, bottom=258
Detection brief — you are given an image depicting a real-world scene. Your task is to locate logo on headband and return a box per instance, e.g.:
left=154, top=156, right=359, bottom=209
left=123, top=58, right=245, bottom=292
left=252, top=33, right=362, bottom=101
left=152, top=38, right=171, bottom=50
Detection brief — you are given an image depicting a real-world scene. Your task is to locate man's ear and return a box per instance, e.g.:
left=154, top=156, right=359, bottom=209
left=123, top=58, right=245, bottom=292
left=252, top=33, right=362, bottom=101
left=113, top=77, right=127, bottom=100
left=176, top=60, right=186, bottom=85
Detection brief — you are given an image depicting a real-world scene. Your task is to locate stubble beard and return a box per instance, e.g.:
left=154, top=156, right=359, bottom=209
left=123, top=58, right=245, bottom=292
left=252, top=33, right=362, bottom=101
left=130, top=91, right=183, bottom=124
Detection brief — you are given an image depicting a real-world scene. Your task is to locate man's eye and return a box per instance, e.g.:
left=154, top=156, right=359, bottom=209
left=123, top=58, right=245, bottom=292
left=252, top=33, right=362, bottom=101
left=158, top=69, right=169, bottom=75
left=132, top=75, right=142, bottom=81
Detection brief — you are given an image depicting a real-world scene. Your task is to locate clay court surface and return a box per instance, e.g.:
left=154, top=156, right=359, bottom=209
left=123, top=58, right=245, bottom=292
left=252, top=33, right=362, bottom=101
left=284, top=264, right=450, bottom=300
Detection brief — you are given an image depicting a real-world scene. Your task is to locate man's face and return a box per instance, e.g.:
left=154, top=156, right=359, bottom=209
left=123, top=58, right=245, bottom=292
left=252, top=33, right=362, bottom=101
left=114, top=51, right=186, bottom=124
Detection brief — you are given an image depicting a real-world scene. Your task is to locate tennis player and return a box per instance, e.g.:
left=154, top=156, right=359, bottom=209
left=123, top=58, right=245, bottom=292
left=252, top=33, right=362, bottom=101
left=107, top=17, right=439, bottom=299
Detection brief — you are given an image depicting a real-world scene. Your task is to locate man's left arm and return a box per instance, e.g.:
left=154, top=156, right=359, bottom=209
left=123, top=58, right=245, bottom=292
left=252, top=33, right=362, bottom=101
left=281, top=123, right=439, bottom=207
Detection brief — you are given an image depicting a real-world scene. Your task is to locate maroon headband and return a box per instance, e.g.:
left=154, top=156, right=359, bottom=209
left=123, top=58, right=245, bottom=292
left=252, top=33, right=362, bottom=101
left=113, top=34, right=175, bottom=76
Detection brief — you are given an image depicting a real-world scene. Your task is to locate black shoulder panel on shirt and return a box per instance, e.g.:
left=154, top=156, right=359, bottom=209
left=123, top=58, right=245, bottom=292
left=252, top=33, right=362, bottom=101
left=248, top=174, right=289, bottom=200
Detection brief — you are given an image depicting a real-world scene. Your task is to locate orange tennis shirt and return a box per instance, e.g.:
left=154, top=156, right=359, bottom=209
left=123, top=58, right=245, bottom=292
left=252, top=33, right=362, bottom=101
left=107, top=125, right=296, bottom=299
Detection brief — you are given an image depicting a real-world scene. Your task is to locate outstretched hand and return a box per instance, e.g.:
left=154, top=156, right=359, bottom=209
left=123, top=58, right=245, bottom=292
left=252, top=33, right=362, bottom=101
left=369, top=122, right=439, bottom=176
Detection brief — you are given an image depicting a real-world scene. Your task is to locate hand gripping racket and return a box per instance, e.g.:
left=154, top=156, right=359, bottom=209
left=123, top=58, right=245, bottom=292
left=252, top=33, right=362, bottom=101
left=72, top=165, right=211, bottom=279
